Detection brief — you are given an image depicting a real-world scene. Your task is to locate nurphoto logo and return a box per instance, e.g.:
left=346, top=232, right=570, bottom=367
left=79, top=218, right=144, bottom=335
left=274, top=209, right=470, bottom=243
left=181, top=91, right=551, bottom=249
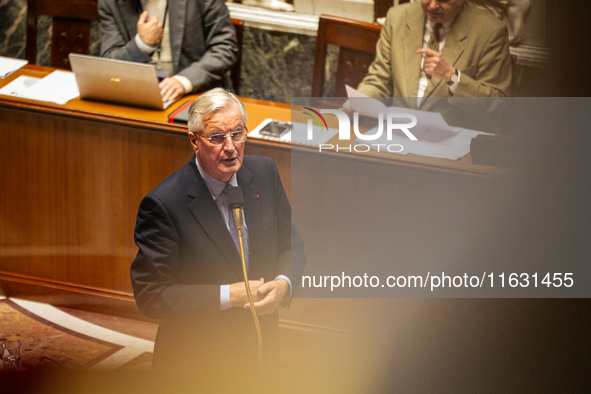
left=303, top=107, right=419, bottom=153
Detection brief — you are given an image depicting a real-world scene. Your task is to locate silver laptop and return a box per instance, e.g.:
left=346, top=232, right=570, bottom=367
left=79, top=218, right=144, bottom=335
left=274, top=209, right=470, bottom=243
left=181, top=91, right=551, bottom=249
left=69, top=54, right=177, bottom=110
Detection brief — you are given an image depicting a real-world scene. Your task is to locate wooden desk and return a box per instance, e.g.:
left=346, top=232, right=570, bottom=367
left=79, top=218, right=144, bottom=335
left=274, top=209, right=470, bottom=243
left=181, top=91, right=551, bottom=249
left=0, top=65, right=506, bottom=333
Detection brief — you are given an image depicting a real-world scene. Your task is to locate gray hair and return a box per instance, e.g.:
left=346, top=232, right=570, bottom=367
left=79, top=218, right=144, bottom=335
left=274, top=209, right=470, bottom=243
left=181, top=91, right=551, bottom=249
left=187, top=88, right=247, bottom=134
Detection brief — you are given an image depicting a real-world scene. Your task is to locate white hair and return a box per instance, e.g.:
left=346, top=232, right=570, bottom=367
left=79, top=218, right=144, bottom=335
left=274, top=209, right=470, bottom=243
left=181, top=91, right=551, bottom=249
left=187, top=88, right=247, bottom=134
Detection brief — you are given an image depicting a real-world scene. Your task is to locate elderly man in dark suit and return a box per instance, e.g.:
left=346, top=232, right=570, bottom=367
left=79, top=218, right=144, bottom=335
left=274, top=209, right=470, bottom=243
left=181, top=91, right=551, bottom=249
left=131, top=88, right=305, bottom=379
left=98, top=0, right=238, bottom=102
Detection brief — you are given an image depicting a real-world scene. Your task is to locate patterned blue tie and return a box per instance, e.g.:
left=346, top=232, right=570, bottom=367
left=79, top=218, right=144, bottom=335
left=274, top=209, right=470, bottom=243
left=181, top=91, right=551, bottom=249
left=225, top=184, right=249, bottom=271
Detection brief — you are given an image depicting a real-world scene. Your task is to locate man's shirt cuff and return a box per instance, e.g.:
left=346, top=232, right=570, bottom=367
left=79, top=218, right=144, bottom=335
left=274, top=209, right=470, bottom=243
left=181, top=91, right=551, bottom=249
left=135, top=34, right=158, bottom=56
left=222, top=276, right=292, bottom=310
left=275, top=275, right=292, bottom=298
left=172, top=75, right=193, bottom=94
left=220, top=284, right=232, bottom=310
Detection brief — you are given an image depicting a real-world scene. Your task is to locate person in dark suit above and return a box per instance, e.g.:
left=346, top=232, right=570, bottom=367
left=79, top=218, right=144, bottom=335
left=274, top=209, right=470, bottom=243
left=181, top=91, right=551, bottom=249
left=131, top=88, right=305, bottom=379
left=98, top=0, right=238, bottom=102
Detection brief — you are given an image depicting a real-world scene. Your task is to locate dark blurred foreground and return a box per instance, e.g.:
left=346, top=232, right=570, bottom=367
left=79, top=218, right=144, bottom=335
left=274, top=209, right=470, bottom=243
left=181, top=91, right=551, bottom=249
left=1, top=299, right=590, bottom=394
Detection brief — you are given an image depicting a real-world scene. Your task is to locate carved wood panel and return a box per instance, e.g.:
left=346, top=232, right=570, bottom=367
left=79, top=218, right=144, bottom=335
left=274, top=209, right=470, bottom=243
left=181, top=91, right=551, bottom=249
left=51, top=17, right=91, bottom=69
left=334, top=47, right=376, bottom=97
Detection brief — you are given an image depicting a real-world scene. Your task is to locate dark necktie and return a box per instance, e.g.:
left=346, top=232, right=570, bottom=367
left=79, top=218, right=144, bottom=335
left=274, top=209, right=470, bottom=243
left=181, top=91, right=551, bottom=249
left=425, top=23, right=442, bottom=79
left=428, top=23, right=442, bottom=52
left=224, top=184, right=249, bottom=270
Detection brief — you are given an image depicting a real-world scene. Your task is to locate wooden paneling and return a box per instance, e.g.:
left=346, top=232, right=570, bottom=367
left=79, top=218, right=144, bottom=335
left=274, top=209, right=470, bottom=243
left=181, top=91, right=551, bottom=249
left=0, top=106, right=192, bottom=293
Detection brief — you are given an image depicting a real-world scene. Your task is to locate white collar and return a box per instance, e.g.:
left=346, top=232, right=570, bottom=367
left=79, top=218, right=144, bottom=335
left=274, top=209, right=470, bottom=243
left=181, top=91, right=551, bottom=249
left=195, top=157, right=238, bottom=200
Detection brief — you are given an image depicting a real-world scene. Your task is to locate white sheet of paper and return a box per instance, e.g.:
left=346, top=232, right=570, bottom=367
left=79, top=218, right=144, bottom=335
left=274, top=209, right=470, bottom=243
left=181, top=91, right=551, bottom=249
left=345, top=84, right=454, bottom=139
left=23, top=70, right=80, bottom=105
left=345, top=85, right=385, bottom=118
left=0, top=56, right=28, bottom=78
left=356, top=126, right=489, bottom=160
left=0, top=75, right=41, bottom=98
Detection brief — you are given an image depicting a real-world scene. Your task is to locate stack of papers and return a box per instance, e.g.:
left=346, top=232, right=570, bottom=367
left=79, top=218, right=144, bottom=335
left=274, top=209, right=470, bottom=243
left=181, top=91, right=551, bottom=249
left=0, top=70, right=80, bottom=105
left=346, top=85, right=489, bottom=160
left=0, top=56, right=27, bottom=78
left=356, top=124, right=484, bottom=160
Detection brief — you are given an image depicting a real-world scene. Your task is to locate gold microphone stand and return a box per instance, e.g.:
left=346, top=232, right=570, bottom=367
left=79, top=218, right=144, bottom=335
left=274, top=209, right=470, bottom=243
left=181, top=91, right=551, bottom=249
left=232, top=208, right=263, bottom=368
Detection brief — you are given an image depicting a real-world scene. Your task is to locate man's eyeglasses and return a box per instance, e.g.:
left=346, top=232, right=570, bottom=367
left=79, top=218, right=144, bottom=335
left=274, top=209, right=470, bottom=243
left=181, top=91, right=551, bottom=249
left=197, top=128, right=248, bottom=146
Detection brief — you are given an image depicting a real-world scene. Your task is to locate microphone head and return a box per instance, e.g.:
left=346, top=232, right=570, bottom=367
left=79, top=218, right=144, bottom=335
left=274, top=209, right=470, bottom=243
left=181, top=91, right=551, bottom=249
left=228, top=186, right=244, bottom=209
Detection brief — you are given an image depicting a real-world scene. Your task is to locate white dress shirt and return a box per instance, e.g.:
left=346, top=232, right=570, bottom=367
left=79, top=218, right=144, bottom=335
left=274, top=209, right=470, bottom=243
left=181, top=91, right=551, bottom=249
left=135, top=0, right=193, bottom=93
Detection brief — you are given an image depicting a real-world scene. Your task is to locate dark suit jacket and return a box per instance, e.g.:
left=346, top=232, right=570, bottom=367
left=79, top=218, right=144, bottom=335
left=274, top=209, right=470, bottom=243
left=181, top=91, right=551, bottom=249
left=98, top=0, right=238, bottom=92
left=131, top=155, right=305, bottom=374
